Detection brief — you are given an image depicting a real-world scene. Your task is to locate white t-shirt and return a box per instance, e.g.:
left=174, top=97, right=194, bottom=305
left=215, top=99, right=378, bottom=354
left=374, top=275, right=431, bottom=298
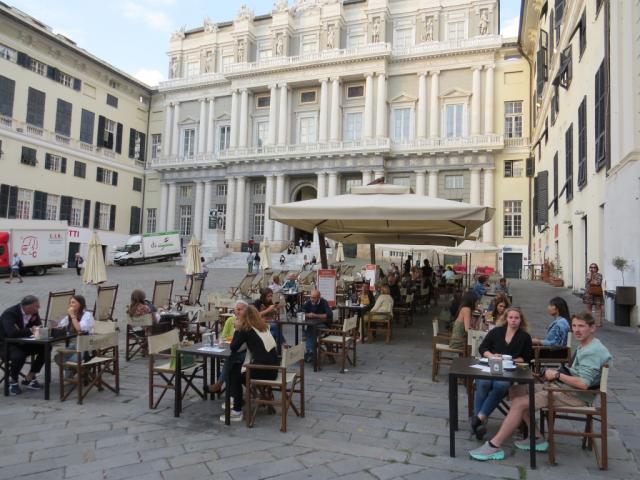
left=58, top=311, right=95, bottom=333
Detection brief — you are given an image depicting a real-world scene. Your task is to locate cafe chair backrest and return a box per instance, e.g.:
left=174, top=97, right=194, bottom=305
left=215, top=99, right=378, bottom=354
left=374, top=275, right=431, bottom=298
left=152, top=280, right=174, bottom=309
left=343, top=315, right=358, bottom=333
left=566, top=332, right=572, bottom=349
left=282, top=342, right=305, bottom=368
left=432, top=319, right=440, bottom=337
left=94, top=284, right=118, bottom=321
left=45, top=289, right=75, bottom=326
left=93, top=321, right=117, bottom=334
left=599, top=364, right=609, bottom=393
left=468, top=329, right=487, bottom=358
left=147, top=329, right=180, bottom=355
left=77, top=332, right=118, bottom=352
left=127, top=313, right=154, bottom=328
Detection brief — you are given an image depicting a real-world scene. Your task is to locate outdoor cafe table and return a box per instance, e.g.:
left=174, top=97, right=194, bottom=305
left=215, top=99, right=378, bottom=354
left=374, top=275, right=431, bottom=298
left=336, top=304, right=368, bottom=344
left=273, top=315, right=326, bottom=372
left=3, top=332, right=76, bottom=400
left=448, top=357, right=538, bottom=469
left=174, top=342, right=232, bottom=425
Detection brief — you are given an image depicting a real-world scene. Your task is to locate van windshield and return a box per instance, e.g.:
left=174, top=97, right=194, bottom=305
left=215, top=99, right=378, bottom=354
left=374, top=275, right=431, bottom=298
left=124, top=244, right=141, bottom=253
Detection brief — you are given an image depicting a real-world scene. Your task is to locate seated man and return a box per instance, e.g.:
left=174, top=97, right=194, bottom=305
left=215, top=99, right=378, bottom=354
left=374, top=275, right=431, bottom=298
left=443, top=266, right=456, bottom=283
left=0, top=295, right=44, bottom=394
left=469, top=312, right=611, bottom=461
left=302, top=289, right=333, bottom=362
left=473, top=275, right=489, bottom=301
left=494, top=278, right=510, bottom=296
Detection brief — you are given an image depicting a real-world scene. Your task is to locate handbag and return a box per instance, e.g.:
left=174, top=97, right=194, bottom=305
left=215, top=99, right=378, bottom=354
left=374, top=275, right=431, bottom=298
left=588, top=284, right=603, bottom=297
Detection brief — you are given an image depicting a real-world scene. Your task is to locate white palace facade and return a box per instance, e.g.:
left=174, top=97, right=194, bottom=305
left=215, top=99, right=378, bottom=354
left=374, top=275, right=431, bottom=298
left=145, top=0, right=531, bottom=273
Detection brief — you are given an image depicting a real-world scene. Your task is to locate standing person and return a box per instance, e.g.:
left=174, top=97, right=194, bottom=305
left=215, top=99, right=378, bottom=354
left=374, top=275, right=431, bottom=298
left=0, top=296, right=44, bottom=394
left=200, top=257, right=209, bottom=279
left=5, top=252, right=23, bottom=284
left=403, top=255, right=413, bottom=276
left=246, top=251, right=254, bottom=273
left=74, top=252, right=84, bottom=276
left=298, top=237, right=304, bottom=253
left=253, top=252, right=261, bottom=273
left=279, top=254, right=286, bottom=266
left=583, top=263, right=604, bottom=327
left=247, top=237, right=255, bottom=253
left=532, top=297, right=571, bottom=346
left=301, top=289, right=333, bottom=363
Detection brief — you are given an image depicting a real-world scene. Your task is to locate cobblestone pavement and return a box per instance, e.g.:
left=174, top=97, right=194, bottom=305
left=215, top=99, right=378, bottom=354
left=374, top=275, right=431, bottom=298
left=1, top=264, right=639, bottom=479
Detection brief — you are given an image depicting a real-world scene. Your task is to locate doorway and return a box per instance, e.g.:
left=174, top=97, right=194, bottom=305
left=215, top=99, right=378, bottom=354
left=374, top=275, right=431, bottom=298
left=567, top=226, right=574, bottom=287
left=503, top=253, right=523, bottom=279
left=292, top=185, right=317, bottom=245
left=68, top=242, right=80, bottom=265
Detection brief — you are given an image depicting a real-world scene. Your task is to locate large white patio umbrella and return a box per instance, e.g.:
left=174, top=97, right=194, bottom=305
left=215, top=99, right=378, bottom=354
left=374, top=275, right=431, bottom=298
left=184, top=237, right=201, bottom=276
left=335, top=242, right=345, bottom=263
left=83, top=232, right=107, bottom=285
left=260, top=238, right=272, bottom=270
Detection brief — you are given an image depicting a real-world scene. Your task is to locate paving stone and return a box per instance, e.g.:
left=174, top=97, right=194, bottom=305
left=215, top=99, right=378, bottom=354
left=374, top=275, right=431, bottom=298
left=227, top=457, right=305, bottom=479
left=206, top=451, right=275, bottom=474
left=104, top=459, right=169, bottom=479
left=64, top=453, right=141, bottom=477
left=161, top=463, right=212, bottom=480
left=328, top=457, right=389, bottom=475
left=368, top=463, right=425, bottom=480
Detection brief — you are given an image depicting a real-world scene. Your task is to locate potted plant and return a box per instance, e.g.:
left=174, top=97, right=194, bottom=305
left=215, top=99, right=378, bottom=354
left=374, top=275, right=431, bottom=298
left=612, top=256, right=636, bottom=311
left=551, top=264, right=564, bottom=287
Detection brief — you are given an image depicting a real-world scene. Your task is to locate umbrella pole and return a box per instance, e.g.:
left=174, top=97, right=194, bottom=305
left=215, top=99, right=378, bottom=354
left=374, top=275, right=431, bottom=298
left=369, top=244, right=376, bottom=264
left=318, top=233, right=328, bottom=269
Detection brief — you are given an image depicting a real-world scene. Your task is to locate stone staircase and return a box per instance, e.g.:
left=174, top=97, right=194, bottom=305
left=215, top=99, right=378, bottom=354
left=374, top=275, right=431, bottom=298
left=206, top=245, right=331, bottom=270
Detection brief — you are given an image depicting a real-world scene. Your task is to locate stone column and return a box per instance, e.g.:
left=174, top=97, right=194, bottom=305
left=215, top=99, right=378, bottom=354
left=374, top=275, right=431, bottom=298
left=327, top=171, right=338, bottom=196
left=330, top=77, right=341, bottom=142
left=206, top=98, right=215, bottom=154
left=268, top=84, right=278, bottom=146
left=234, top=176, right=246, bottom=242
left=484, top=66, right=495, bottom=135
left=319, top=79, right=329, bottom=143
left=230, top=90, right=239, bottom=148
left=239, top=89, right=249, bottom=148
left=471, top=67, right=482, bottom=135
left=171, top=102, right=180, bottom=156
left=224, top=177, right=236, bottom=243
left=415, top=170, right=426, bottom=195
left=363, top=74, right=374, bottom=138
left=159, top=182, right=169, bottom=232
left=166, top=182, right=177, bottom=231
left=470, top=168, right=481, bottom=204
left=417, top=73, right=428, bottom=138
left=375, top=73, right=387, bottom=138
left=362, top=170, right=372, bottom=186
left=482, top=168, right=495, bottom=242
left=198, top=99, right=206, bottom=154
left=201, top=180, right=212, bottom=239
left=274, top=174, right=285, bottom=242
left=316, top=171, right=327, bottom=198
left=163, top=104, right=172, bottom=158
left=193, top=181, right=204, bottom=239
left=278, top=83, right=288, bottom=145
left=264, top=174, right=275, bottom=241
left=428, top=169, right=439, bottom=197
left=429, top=71, right=440, bottom=138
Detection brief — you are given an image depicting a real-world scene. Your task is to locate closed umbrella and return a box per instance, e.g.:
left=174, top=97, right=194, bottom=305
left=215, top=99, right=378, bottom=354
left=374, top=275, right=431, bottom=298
left=83, top=232, right=107, bottom=285
left=184, top=236, right=201, bottom=276
left=335, top=242, right=345, bottom=263
left=260, top=238, right=272, bottom=270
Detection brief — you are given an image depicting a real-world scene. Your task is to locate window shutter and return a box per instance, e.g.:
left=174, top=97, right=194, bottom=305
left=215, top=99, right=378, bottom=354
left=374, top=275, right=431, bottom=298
left=139, top=132, right=146, bottom=161
left=16, top=52, right=31, bottom=68
left=45, top=153, right=52, bottom=170
left=129, top=206, right=141, bottom=234
left=46, top=66, right=56, bottom=80
left=83, top=199, right=91, bottom=227
left=115, top=123, right=123, bottom=153
left=33, top=191, right=46, bottom=219
left=80, top=109, right=95, bottom=144
left=109, top=205, right=116, bottom=231
left=565, top=125, right=573, bottom=201
left=0, top=184, right=9, bottom=217
left=96, top=167, right=103, bottom=182
left=8, top=186, right=18, bottom=218
left=27, top=88, right=46, bottom=127
left=536, top=49, right=546, bottom=97
left=112, top=171, right=118, bottom=186
left=0, top=75, right=16, bottom=117
left=128, top=129, right=136, bottom=158
left=97, top=115, right=106, bottom=147
left=537, top=171, right=549, bottom=226
left=60, top=157, right=67, bottom=174
left=60, top=195, right=72, bottom=222
left=55, top=99, right=72, bottom=137
left=73, top=78, right=81, bottom=91
left=553, top=153, right=559, bottom=215
left=22, top=147, right=36, bottom=166
left=94, top=201, right=101, bottom=229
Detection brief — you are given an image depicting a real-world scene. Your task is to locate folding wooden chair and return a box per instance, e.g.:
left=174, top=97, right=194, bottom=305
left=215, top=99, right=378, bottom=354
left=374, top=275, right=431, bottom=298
left=532, top=333, right=573, bottom=372
left=431, top=318, right=464, bottom=381
left=58, top=332, right=119, bottom=404
left=367, top=312, right=393, bottom=344
left=393, top=293, right=414, bottom=327
left=245, top=343, right=305, bottom=432
left=319, top=315, right=358, bottom=373
left=175, top=276, right=204, bottom=308
left=44, top=290, right=75, bottom=326
left=229, top=274, right=255, bottom=298
left=93, top=284, right=118, bottom=322
left=126, top=313, right=155, bottom=361
left=152, top=280, right=174, bottom=309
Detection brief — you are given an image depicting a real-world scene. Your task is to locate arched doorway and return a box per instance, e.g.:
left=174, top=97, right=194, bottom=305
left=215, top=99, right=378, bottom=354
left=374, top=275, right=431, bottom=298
left=291, top=184, right=316, bottom=245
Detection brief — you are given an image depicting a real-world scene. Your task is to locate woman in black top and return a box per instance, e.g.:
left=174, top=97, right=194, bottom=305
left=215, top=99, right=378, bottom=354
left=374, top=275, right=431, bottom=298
left=224, top=305, right=279, bottom=422
left=470, top=307, right=533, bottom=440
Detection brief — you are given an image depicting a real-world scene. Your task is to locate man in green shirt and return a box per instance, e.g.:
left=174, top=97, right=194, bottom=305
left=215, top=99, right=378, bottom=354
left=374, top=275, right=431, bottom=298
left=470, top=312, right=611, bottom=461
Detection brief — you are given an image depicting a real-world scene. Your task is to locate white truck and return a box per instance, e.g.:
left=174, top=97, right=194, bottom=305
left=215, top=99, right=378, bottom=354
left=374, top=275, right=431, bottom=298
left=114, top=231, right=181, bottom=266
left=0, top=220, right=68, bottom=276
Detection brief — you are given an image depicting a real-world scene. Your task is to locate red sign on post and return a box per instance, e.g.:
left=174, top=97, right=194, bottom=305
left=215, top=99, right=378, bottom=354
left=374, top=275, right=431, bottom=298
left=317, top=269, right=337, bottom=307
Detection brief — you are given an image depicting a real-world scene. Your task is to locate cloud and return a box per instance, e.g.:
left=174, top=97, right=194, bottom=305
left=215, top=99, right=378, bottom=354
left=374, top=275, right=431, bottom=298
left=134, top=68, right=165, bottom=87
left=120, top=1, right=173, bottom=31
left=501, top=15, right=520, bottom=38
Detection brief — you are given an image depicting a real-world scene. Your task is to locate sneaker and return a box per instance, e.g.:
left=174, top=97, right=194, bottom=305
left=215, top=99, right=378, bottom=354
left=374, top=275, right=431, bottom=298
left=469, top=441, right=505, bottom=461
left=220, top=397, right=234, bottom=409
left=21, top=378, right=42, bottom=390
left=220, top=410, right=243, bottom=422
left=9, top=383, right=22, bottom=395
left=304, top=351, right=314, bottom=363
left=514, top=437, right=549, bottom=452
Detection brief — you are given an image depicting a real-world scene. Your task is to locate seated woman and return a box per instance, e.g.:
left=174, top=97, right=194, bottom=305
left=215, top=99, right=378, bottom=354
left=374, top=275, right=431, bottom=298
left=254, top=288, right=284, bottom=345
left=269, top=275, right=283, bottom=294
left=209, top=300, right=248, bottom=394
left=358, top=284, right=376, bottom=311
left=364, top=285, right=394, bottom=329
left=471, top=307, right=533, bottom=440
left=223, top=305, right=279, bottom=422
left=532, top=297, right=571, bottom=347
left=56, top=295, right=95, bottom=375
left=448, top=292, right=478, bottom=350
left=127, top=289, right=160, bottom=323
left=488, top=293, right=510, bottom=326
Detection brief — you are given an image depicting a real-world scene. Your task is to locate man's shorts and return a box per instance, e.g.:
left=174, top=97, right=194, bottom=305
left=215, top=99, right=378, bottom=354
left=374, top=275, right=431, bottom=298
left=510, top=383, right=587, bottom=409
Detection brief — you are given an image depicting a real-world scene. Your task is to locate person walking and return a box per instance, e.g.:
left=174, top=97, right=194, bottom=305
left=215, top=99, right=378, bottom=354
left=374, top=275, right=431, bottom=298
left=298, top=238, right=304, bottom=254
left=74, top=252, right=84, bottom=276
left=246, top=252, right=254, bottom=273
left=583, top=263, right=604, bottom=327
left=253, top=252, right=261, bottom=273
left=5, top=253, right=23, bottom=284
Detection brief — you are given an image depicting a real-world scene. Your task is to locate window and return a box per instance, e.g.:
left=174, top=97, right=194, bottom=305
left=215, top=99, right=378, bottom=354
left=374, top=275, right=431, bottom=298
left=504, top=160, right=523, bottom=178
left=536, top=30, right=548, bottom=98
left=0, top=75, right=15, bottom=117
left=345, top=179, right=362, bottom=193
left=216, top=184, right=227, bottom=196
left=254, top=183, right=266, bottom=195
left=45, top=194, right=59, bottom=220
left=445, top=104, right=464, bottom=137
left=70, top=198, right=83, bottom=227
left=104, top=118, right=117, bottom=150
left=554, top=0, right=565, bottom=45
left=218, top=125, right=231, bottom=151
left=0, top=43, right=17, bottom=62
left=550, top=86, right=559, bottom=125
left=179, top=205, right=192, bottom=236
left=221, top=55, right=234, bottom=68
left=299, top=90, right=317, bottom=104
left=186, top=62, right=199, bottom=77
left=301, top=34, right=318, bottom=54
left=106, top=94, right=118, bottom=108
left=55, top=99, right=72, bottom=137
left=394, top=28, right=413, bottom=49
left=444, top=175, right=464, bottom=189
left=26, top=87, right=45, bottom=127
left=179, top=185, right=193, bottom=197
left=146, top=134, right=160, bottom=161
left=146, top=208, right=157, bottom=233
left=504, top=101, right=523, bottom=138
left=579, top=10, right=587, bottom=57
left=182, top=128, right=196, bottom=157
left=257, top=42, right=272, bottom=60
left=298, top=116, right=317, bottom=144
left=254, top=121, right=268, bottom=148
left=565, top=124, right=573, bottom=201
left=96, top=167, right=117, bottom=186
left=133, top=177, right=142, bottom=192
left=392, top=108, right=412, bottom=141
left=74, top=161, right=86, bottom=178
left=253, top=203, right=265, bottom=236
left=347, top=84, right=364, bottom=99
left=45, top=153, right=66, bottom=173
left=16, top=188, right=32, bottom=219
left=347, top=34, right=365, bottom=48
left=129, top=129, right=146, bottom=161
left=130, top=206, right=141, bottom=234
left=57, top=72, right=73, bottom=88
left=21, top=146, right=37, bottom=166
left=256, top=95, right=270, bottom=109
left=214, top=204, right=226, bottom=230
left=447, top=21, right=465, bottom=41
left=503, top=200, right=522, bottom=237
left=578, top=96, right=587, bottom=189
left=80, top=109, right=95, bottom=144
left=553, top=152, right=559, bottom=215
left=594, top=61, right=607, bottom=171
left=344, top=112, right=363, bottom=141
left=392, top=176, right=410, bottom=186
left=555, top=45, right=573, bottom=89
left=98, top=203, right=111, bottom=230
left=29, top=58, right=46, bottom=76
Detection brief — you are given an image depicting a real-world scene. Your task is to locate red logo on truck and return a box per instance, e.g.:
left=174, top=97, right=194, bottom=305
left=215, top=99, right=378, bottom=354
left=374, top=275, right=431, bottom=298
left=21, top=236, right=39, bottom=258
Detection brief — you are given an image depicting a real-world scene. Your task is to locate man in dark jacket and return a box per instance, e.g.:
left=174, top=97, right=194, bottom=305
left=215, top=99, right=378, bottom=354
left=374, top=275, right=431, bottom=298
left=302, top=289, right=333, bottom=362
left=0, top=295, right=44, bottom=394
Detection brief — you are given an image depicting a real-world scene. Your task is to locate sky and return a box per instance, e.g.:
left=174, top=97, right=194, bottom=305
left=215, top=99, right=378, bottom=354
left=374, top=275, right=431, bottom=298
left=7, top=0, right=522, bottom=87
